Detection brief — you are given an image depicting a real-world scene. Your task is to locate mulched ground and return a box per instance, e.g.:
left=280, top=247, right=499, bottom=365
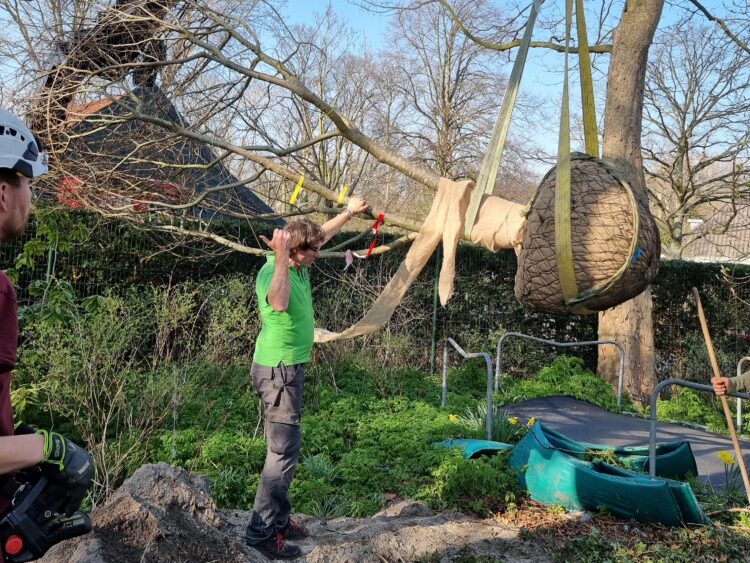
left=494, top=500, right=750, bottom=561
left=497, top=500, right=670, bottom=544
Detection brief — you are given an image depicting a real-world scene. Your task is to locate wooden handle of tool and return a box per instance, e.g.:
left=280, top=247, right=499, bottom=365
left=692, top=287, right=750, bottom=504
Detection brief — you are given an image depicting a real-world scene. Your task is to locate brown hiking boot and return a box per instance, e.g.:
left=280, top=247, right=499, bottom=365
left=250, top=531, right=301, bottom=560
left=283, top=517, right=309, bottom=540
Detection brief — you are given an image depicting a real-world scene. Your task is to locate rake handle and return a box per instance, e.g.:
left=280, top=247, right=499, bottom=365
left=692, top=287, right=750, bottom=505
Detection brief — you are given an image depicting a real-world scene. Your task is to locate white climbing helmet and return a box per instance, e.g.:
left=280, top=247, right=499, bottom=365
left=0, top=108, right=48, bottom=178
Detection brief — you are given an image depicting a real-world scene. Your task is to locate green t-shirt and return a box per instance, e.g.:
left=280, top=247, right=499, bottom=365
left=253, top=254, right=314, bottom=366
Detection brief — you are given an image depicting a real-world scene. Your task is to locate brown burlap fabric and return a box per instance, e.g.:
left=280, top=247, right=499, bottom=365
left=514, top=153, right=660, bottom=314
left=315, top=178, right=475, bottom=343
left=315, top=156, right=660, bottom=342
left=469, top=193, right=526, bottom=254
left=314, top=179, right=525, bottom=342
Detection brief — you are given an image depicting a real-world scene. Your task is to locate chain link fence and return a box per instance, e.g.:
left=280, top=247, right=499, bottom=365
left=2, top=210, right=750, bottom=379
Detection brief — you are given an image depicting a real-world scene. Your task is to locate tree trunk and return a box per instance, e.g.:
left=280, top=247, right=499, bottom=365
left=597, top=0, right=664, bottom=403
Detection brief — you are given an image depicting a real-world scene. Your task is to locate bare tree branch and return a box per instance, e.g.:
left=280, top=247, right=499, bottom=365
left=437, top=0, right=612, bottom=53
left=686, top=0, right=750, bottom=56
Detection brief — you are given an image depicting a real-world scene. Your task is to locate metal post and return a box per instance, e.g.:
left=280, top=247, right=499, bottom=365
left=648, top=379, right=750, bottom=478
left=441, top=337, right=495, bottom=439
left=441, top=342, right=450, bottom=408
left=429, top=245, right=441, bottom=375
left=495, top=332, right=625, bottom=407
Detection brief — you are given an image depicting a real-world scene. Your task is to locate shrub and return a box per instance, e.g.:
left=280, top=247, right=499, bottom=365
left=420, top=451, right=520, bottom=516
left=300, top=453, right=339, bottom=483
left=499, top=355, right=628, bottom=412
left=444, top=360, right=492, bottom=404
left=289, top=480, right=339, bottom=518
left=209, top=468, right=258, bottom=509
left=192, top=431, right=267, bottom=475
left=173, top=362, right=258, bottom=432
left=337, top=400, right=456, bottom=485
left=655, top=387, right=726, bottom=432
left=197, top=276, right=257, bottom=365
left=16, top=291, right=173, bottom=504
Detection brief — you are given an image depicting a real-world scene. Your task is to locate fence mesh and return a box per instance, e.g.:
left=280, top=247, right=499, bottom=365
left=2, top=209, right=750, bottom=379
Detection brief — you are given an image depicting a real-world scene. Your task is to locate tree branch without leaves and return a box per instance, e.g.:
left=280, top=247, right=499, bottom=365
left=437, top=0, right=612, bottom=54
left=686, top=0, right=750, bottom=56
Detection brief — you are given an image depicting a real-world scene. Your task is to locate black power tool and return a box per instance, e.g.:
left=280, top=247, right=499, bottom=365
left=0, top=467, right=91, bottom=562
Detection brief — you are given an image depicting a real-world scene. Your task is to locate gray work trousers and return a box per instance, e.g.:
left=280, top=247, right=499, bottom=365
left=245, top=362, right=304, bottom=544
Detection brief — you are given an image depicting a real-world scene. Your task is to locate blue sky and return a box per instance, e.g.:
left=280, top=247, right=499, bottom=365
left=281, top=0, right=595, bottom=158
left=282, top=0, right=731, bottom=41
left=282, top=0, right=390, bottom=44
left=280, top=0, right=735, bottom=159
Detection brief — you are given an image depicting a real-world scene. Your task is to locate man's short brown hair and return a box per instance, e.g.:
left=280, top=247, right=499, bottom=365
left=0, top=169, right=21, bottom=187
left=285, top=220, right=325, bottom=252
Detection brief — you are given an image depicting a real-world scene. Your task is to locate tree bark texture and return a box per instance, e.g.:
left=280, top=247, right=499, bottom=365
left=598, top=0, right=664, bottom=402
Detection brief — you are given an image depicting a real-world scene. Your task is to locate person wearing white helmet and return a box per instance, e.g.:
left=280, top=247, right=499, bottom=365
left=0, top=108, right=47, bottom=244
left=0, top=108, right=50, bottom=484
left=0, top=109, right=93, bottom=559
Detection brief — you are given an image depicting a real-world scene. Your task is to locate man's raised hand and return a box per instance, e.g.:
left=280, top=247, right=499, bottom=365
left=260, top=229, right=292, bottom=256
left=347, top=196, right=368, bottom=216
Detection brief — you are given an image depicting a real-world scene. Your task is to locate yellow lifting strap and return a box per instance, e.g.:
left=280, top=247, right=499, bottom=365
left=556, top=0, right=599, bottom=306
left=555, top=0, right=577, bottom=303
left=463, top=0, right=543, bottom=240
left=576, top=0, right=599, bottom=158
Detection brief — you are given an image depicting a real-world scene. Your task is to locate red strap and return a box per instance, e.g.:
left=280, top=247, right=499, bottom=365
left=366, top=212, right=385, bottom=258
left=370, top=212, right=384, bottom=233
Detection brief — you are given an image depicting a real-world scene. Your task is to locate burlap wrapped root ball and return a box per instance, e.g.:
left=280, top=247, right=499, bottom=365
left=514, top=153, right=660, bottom=315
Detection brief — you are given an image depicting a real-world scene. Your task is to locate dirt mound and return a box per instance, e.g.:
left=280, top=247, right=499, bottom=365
left=40, top=463, right=246, bottom=563
left=40, top=463, right=552, bottom=562
left=223, top=501, right=552, bottom=562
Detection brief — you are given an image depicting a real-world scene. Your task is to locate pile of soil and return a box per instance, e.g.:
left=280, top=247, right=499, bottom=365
left=40, top=463, right=246, bottom=563
left=40, top=463, right=553, bottom=562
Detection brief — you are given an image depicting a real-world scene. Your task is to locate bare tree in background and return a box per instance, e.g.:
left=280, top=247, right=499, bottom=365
left=0, top=0, right=543, bottom=256
left=234, top=7, right=384, bottom=213
left=385, top=0, right=506, bottom=177
left=643, top=20, right=750, bottom=258
left=0, top=1, right=417, bottom=252
left=370, top=0, right=555, bottom=203
left=3, top=0, right=748, bottom=399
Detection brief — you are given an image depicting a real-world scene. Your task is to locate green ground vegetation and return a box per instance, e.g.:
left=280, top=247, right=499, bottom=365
left=8, top=275, right=750, bottom=561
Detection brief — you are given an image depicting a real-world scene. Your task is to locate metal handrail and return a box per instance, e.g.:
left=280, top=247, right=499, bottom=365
left=648, top=378, right=750, bottom=478
left=441, top=337, right=494, bottom=439
left=737, top=357, right=750, bottom=431
left=495, top=332, right=625, bottom=407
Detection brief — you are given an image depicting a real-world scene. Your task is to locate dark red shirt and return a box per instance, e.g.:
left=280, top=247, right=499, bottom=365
left=0, top=270, right=17, bottom=517
left=0, top=270, right=17, bottom=437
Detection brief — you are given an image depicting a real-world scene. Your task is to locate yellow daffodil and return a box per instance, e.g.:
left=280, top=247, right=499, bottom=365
left=717, top=451, right=735, bottom=465
left=527, top=417, right=536, bottom=427
left=448, top=414, right=458, bottom=423
left=508, top=417, right=519, bottom=425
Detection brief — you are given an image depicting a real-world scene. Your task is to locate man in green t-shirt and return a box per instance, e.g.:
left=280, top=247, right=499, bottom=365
left=246, top=197, right=367, bottom=560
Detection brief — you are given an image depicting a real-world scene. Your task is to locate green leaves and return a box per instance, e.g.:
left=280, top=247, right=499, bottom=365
left=421, top=452, right=519, bottom=516
left=654, top=387, right=726, bottom=433
left=24, top=279, right=77, bottom=326
left=498, top=355, right=630, bottom=413
left=10, top=207, right=88, bottom=275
